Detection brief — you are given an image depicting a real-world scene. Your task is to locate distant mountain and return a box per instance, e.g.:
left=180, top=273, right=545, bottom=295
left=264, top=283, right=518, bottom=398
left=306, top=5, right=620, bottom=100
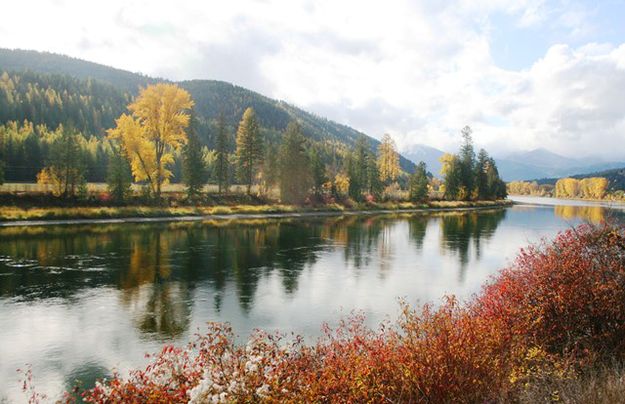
left=503, top=148, right=582, bottom=170
left=0, top=48, right=415, bottom=172
left=494, top=148, right=625, bottom=182
left=401, top=144, right=446, bottom=176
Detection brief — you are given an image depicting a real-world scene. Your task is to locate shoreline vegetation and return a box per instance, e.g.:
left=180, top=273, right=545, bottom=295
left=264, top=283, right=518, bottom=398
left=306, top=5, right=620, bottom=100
left=30, top=222, right=623, bottom=403
left=508, top=177, right=625, bottom=202
left=0, top=199, right=512, bottom=224
left=0, top=84, right=510, bottom=228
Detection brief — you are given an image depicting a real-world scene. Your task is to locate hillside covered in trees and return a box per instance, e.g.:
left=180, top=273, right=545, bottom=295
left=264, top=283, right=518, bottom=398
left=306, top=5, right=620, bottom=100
left=0, top=48, right=415, bottom=183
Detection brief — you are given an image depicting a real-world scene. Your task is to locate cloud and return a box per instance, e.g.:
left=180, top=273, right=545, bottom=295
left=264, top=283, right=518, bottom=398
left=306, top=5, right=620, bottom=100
left=0, top=0, right=624, bottom=159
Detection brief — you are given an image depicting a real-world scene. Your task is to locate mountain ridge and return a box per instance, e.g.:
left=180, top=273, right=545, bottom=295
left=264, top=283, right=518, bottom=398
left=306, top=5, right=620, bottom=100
left=0, top=48, right=415, bottom=171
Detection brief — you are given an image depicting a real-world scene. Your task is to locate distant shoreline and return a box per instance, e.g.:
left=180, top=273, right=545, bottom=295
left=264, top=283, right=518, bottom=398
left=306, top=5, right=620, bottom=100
left=0, top=200, right=512, bottom=227
left=509, top=195, right=625, bottom=208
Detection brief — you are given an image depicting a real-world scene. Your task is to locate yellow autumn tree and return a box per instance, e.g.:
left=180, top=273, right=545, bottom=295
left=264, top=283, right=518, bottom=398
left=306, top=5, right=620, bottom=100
left=580, top=177, right=608, bottom=199
left=555, top=178, right=580, bottom=198
left=377, top=133, right=400, bottom=183
left=108, top=84, right=193, bottom=201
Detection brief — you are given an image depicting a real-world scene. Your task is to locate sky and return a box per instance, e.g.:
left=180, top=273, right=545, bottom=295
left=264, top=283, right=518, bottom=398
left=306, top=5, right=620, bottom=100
left=1, top=0, right=625, bottom=159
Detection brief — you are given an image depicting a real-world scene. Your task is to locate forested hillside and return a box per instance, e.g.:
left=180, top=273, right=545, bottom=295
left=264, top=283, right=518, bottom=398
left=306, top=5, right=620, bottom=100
left=0, top=70, right=131, bottom=135
left=0, top=48, right=415, bottom=183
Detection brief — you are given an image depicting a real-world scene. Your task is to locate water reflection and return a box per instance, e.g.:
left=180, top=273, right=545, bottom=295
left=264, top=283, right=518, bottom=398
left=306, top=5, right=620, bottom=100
left=2, top=205, right=615, bottom=401
left=439, top=210, right=507, bottom=281
left=554, top=205, right=605, bottom=223
left=0, top=212, right=512, bottom=325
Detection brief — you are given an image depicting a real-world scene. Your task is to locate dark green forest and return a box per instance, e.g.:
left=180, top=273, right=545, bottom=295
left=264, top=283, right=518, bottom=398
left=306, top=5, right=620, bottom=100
left=0, top=49, right=414, bottom=183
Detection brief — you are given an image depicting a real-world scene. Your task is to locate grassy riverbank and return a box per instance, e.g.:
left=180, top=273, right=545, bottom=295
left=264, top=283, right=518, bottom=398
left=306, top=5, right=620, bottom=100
left=0, top=199, right=512, bottom=222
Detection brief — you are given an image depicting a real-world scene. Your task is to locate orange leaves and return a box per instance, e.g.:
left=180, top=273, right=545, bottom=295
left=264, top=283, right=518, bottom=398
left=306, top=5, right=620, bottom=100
left=74, top=223, right=625, bottom=403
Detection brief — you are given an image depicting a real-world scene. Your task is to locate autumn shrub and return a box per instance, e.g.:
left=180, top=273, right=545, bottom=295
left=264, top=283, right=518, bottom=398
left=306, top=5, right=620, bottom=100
left=65, top=223, right=625, bottom=403
left=475, top=223, right=625, bottom=363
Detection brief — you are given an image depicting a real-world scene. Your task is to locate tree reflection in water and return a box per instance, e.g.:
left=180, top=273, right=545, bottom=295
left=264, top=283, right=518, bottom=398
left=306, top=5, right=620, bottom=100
left=438, top=210, right=507, bottom=282
left=0, top=211, right=518, bottom=338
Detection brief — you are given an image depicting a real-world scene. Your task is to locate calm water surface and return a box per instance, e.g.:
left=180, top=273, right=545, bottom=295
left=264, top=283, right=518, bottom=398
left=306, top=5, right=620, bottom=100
left=0, top=200, right=622, bottom=400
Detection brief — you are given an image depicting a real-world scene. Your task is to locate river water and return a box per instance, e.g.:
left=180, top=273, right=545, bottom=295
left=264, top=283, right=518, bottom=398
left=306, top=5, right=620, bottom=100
left=0, top=198, right=622, bottom=400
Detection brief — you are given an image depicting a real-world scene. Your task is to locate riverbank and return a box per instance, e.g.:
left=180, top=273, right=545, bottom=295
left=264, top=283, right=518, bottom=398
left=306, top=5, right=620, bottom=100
left=0, top=199, right=512, bottom=226
left=509, top=194, right=625, bottom=204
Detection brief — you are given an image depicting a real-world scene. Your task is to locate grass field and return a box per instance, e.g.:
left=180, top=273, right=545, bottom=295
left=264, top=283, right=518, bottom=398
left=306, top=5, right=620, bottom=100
left=0, top=199, right=512, bottom=222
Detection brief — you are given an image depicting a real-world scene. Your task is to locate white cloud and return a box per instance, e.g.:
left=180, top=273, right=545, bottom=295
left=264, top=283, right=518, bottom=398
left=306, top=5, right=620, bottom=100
left=0, top=0, right=623, bottom=159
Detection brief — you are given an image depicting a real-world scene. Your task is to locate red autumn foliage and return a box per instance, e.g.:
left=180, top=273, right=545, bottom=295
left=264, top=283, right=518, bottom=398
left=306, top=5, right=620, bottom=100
left=57, top=223, right=625, bottom=403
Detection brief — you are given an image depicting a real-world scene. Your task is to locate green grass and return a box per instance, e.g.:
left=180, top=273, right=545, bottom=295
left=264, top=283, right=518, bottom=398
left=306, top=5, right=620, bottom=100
left=0, top=200, right=512, bottom=222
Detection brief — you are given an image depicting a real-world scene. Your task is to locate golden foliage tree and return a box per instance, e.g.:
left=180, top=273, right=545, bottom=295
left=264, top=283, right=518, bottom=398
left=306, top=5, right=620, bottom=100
left=108, top=83, right=193, bottom=201
left=377, top=133, right=400, bottom=183
left=555, top=177, right=608, bottom=199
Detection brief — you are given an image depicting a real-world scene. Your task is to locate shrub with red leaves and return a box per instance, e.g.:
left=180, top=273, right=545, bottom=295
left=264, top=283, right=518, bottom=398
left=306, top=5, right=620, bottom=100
left=61, top=223, right=625, bottom=403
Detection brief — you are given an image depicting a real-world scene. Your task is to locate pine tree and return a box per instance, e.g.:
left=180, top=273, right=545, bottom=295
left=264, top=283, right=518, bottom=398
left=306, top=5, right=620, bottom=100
left=263, top=143, right=279, bottom=196
left=0, top=129, right=4, bottom=185
left=309, top=146, right=327, bottom=198
left=106, top=143, right=132, bottom=204
left=278, top=121, right=311, bottom=204
left=236, top=107, right=263, bottom=194
left=347, top=136, right=369, bottom=201
left=38, top=125, right=87, bottom=198
left=486, top=157, right=507, bottom=199
left=409, top=161, right=429, bottom=202
left=182, top=114, right=207, bottom=201
left=215, top=114, right=230, bottom=193
left=458, top=126, right=475, bottom=200
left=440, top=153, right=461, bottom=201
left=474, top=148, right=489, bottom=200
left=366, top=149, right=383, bottom=199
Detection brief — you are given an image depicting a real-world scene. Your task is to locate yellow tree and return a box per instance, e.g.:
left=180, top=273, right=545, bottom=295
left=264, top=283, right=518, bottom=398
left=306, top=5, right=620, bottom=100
left=108, top=84, right=193, bottom=201
left=377, top=133, right=400, bottom=183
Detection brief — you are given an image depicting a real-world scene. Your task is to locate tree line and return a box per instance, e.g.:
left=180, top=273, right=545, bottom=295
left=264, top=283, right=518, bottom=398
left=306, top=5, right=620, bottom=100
left=507, top=177, right=610, bottom=200
left=438, top=126, right=507, bottom=201
left=0, top=83, right=507, bottom=205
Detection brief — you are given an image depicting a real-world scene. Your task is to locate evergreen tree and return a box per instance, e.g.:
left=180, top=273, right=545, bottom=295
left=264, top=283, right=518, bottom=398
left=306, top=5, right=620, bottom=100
left=309, top=146, right=327, bottom=198
left=474, top=148, right=490, bottom=200
left=182, top=114, right=207, bottom=201
left=106, top=143, right=132, bottom=204
left=486, top=157, right=507, bottom=199
left=458, top=126, right=475, bottom=200
left=0, top=129, right=4, bottom=185
left=440, top=153, right=462, bottom=201
left=409, top=161, right=429, bottom=202
left=37, top=126, right=86, bottom=198
left=347, top=136, right=369, bottom=201
left=366, top=149, right=383, bottom=199
left=215, top=114, right=230, bottom=193
left=278, top=121, right=311, bottom=204
left=235, top=107, right=263, bottom=194
left=263, top=143, right=279, bottom=196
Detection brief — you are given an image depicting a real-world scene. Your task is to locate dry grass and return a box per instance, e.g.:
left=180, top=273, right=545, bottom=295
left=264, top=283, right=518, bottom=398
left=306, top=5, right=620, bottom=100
left=0, top=204, right=309, bottom=221
left=0, top=200, right=511, bottom=222
left=513, top=364, right=625, bottom=403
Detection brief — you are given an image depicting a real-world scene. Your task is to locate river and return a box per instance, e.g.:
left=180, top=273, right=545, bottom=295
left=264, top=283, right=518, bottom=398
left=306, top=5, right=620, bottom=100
left=0, top=198, right=622, bottom=401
